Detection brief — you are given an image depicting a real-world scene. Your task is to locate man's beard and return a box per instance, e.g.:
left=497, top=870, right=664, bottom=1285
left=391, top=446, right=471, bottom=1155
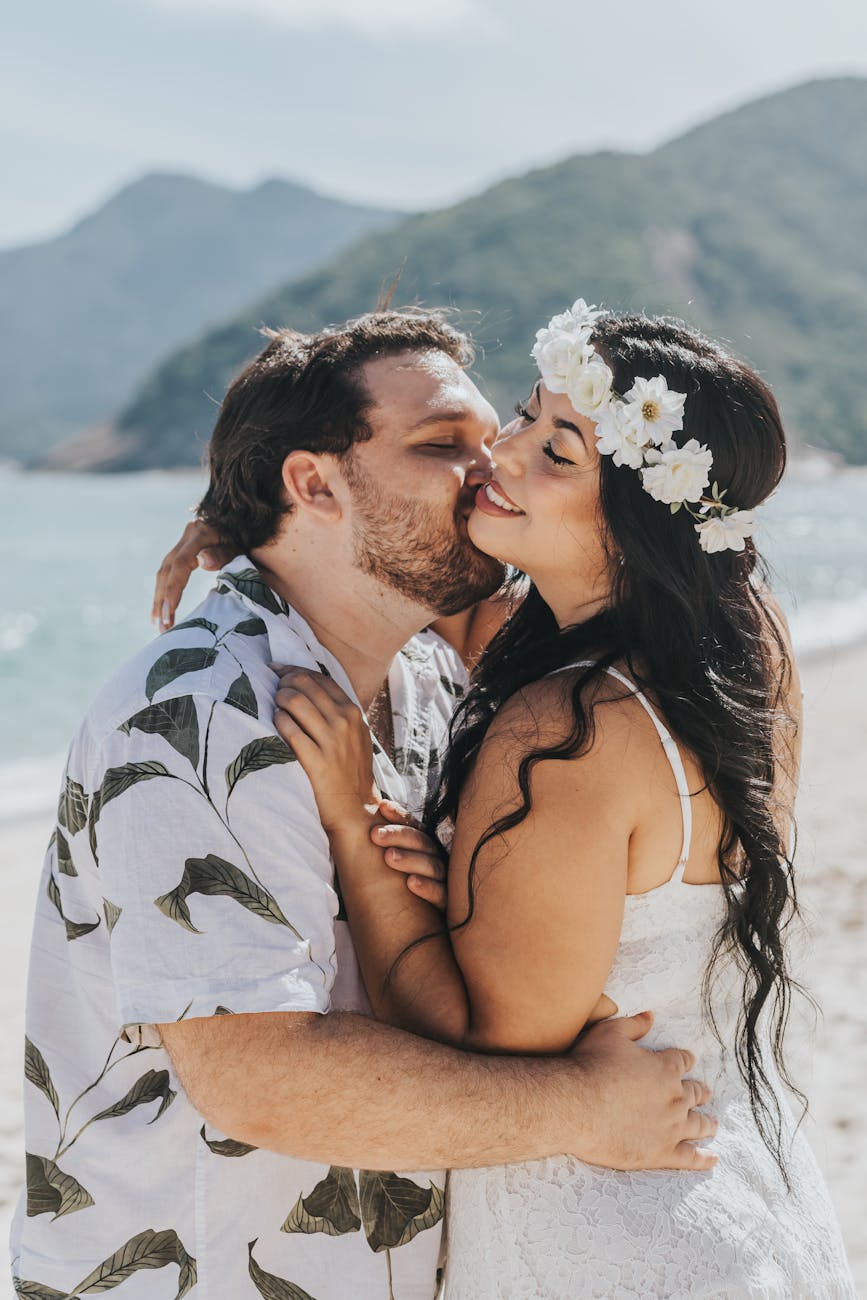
left=346, top=464, right=505, bottom=617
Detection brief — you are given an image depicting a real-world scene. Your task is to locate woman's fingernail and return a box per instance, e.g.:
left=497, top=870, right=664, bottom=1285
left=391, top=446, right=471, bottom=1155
left=161, top=600, right=171, bottom=626
left=387, top=848, right=401, bottom=861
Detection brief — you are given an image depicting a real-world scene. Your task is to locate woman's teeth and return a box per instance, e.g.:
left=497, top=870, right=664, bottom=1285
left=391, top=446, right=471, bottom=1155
left=484, top=483, right=523, bottom=513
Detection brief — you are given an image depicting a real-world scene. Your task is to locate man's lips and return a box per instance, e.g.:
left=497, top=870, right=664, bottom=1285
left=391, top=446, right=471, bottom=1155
left=474, top=481, right=525, bottom=517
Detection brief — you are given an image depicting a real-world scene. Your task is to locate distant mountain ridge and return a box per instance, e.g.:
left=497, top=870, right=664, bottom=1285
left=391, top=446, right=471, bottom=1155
left=106, top=77, right=867, bottom=469
left=0, top=173, right=399, bottom=462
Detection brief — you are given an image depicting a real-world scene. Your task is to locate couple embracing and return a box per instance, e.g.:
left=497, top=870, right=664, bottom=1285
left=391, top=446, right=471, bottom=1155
left=13, top=303, right=855, bottom=1298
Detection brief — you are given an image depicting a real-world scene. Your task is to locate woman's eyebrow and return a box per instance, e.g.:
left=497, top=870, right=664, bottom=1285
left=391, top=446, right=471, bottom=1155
left=552, top=417, right=584, bottom=439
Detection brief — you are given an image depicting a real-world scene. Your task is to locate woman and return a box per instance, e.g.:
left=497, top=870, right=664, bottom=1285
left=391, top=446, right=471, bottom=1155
left=267, top=305, right=855, bottom=1297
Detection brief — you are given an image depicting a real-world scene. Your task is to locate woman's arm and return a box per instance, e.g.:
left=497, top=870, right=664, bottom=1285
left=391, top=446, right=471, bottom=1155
left=276, top=668, right=638, bottom=1053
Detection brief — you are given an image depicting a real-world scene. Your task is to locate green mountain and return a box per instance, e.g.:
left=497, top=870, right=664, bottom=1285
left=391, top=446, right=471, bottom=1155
left=0, top=173, right=399, bottom=463
left=110, top=77, right=867, bottom=468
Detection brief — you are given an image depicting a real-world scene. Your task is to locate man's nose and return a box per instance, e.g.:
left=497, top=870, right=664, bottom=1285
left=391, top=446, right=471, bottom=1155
left=465, top=441, right=496, bottom=484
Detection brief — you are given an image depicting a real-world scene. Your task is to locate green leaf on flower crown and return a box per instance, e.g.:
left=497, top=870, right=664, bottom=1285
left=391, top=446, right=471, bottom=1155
left=88, top=1069, right=176, bottom=1126
left=154, top=853, right=300, bottom=934
left=57, top=776, right=88, bottom=836
left=26, top=1153, right=94, bottom=1220
left=281, top=1166, right=361, bottom=1237
left=24, top=1038, right=60, bottom=1120
left=224, top=671, right=259, bottom=719
left=145, top=646, right=218, bottom=701
left=199, top=1124, right=258, bottom=1157
left=358, top=1170, right=444, bottom=1252
left=72, top=1227, right=196, bottom=1297
left=670, top=501, right=681, bottom=514
left=248, top=1241, right=318, bottom=1300
left=120, top=695, right=201, bottom=769
left=225, top=736, right=295, bottom=798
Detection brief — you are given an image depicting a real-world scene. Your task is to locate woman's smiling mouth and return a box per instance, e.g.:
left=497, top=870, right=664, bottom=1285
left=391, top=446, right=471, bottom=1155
left=475, top=481, right=525, bottom=517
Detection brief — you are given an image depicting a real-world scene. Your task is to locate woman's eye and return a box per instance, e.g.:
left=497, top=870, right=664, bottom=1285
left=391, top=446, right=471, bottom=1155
left=542, top=440, right=574, bottom=466
left=514, top=401, right=534, bottom=422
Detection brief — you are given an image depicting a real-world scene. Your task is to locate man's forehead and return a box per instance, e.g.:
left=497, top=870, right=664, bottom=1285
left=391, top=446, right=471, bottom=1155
left=362, top=349, right=494, bottom=427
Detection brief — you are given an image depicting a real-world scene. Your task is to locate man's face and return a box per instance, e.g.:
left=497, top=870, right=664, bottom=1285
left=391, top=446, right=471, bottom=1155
left=343, top=349, right=506, bottom=617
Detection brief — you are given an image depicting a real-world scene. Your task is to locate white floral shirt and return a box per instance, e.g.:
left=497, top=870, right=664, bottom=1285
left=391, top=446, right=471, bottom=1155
left=11, top=557, right=468, bottom=1300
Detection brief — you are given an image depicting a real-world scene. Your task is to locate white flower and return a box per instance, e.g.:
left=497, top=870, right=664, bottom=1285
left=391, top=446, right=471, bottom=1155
left=621, top=375, right=687, bottom=446
left=595, top=400, right=650, bottom=470
left=641, top=438, right=713, bottom=505
left=549, top=297, right=601, bottom=335
left=566, top=356, right=613, bottom=416
left=695, top=509, right=757, bottom=553
left=531, top=331, right=589, bottom=394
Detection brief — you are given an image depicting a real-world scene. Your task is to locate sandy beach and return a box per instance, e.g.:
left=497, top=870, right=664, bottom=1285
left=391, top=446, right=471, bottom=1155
left=1, top=642, right=865, bottom=1296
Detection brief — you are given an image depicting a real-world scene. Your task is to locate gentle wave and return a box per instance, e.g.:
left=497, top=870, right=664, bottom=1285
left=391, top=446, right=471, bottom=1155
left=0, top=753, right=66, bottom=824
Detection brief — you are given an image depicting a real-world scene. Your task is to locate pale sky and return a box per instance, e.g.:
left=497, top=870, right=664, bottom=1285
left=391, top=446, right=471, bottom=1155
left=2, top=0, right=866, bottom=248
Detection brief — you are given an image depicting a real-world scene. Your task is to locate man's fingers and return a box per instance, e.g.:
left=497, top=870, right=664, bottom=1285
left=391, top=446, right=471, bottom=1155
left=671, top=1141, right=719, bottom=1172
left=683, top=1078, right=713, bottom=1110
left=684, top=1109, right=718, bottom=1142
left=372, top=823, right=442, bottom=855
left=657, top=1046, right=696, bottom=1076
left=406, top=876, right=448, bottom=911
left=384, top=848, right=445, bottom=881
left=606, top=1010, right=654, bottom=1042
left=376, top=800, right=421, bottom=829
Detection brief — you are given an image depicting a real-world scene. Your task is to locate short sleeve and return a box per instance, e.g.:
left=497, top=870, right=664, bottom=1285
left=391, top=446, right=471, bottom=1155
left=92, top=697, right=338, bottom=1030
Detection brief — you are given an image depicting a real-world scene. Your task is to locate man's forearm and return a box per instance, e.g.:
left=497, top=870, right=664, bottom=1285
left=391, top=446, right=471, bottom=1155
left=162, top=1008, right=581, bottom=1172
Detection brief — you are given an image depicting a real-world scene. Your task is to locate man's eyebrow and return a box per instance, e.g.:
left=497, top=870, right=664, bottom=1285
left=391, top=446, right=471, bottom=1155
left=406, top=409, right=477, bottom=432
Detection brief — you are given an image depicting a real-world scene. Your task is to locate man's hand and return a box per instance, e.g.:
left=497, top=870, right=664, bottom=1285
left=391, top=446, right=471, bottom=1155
left=570, top=1011, right=718, bottom=1171
left=370, top=800, right=448, bottom=910
left=152, top=519, right=238, bottom=631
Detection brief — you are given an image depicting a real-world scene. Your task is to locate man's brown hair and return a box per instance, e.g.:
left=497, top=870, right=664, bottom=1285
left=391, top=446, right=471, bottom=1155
left=197, top=310, right=474, bottom=552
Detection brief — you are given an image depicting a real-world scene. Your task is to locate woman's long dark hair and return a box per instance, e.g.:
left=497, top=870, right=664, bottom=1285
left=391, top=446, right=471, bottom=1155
left=429, top=313, right=803, bottom=1177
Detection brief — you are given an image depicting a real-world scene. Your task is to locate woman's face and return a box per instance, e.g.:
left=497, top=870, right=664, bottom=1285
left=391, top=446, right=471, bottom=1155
left=467, top=381, right=616, bottom=626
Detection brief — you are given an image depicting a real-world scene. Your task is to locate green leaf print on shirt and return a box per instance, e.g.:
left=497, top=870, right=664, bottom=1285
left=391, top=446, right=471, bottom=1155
left=26, top=1153, right=95, bottom=1219
left=282, top=1167, right=444, bottom=1299
left=358, top=1172, right=444, bottom=1253
left=155, top=853, right=300, bottom=933
left=281, top=1166, right=361, bottom=1236
left=225, top=736, right=296, bottom=798
left=46, top=873, right=101, bottom=943
left=55, top=828, right=77, bottom=877
left=224, top=671, right=259, bottom=719
left=220, top=567, right=286, bottom=615
left=12, top=1275, right=67, bottom=1297
left=120, top=697, right=201, bottom=769
left=57, top=776, right=88, bottom=836
left=248, top=1241, right=318, bottom=1300
left=72, top=1227, right=197, bottom=1298
left=230, top=616, right=268, bottom=637
left=24, top=1039, right=60, bottom=1122
left=146, top=646, right=219, bottom=701
left=88, top=1069, right=176, bottom=1126
left=199, top=1124, right=258, bottom=1157
left=99, top=761, right=171, bottom=810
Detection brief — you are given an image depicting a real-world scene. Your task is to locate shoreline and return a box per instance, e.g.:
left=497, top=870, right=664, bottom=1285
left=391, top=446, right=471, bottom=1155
left=0, top=640, right=864, bottom=1293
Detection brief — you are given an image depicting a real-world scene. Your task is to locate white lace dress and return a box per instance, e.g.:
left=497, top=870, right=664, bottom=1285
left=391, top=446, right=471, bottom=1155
left=443, top=668, right=856, bottom=1299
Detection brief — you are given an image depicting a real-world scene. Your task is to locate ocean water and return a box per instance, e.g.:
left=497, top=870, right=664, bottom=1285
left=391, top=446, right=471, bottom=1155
left=2, top=465, right=867, bottom=820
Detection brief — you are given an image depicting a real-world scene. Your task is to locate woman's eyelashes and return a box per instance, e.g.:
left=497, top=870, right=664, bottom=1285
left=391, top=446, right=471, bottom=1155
left=542, top=440, right=575, bottom=467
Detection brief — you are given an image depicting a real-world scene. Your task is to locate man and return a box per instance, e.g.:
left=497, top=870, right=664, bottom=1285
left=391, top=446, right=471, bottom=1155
left=13, top=312, right=716, bottom=1300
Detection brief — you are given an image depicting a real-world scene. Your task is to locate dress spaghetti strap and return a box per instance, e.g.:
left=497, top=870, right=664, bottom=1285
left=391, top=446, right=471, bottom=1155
left=548, top=661, right=693, bottom=882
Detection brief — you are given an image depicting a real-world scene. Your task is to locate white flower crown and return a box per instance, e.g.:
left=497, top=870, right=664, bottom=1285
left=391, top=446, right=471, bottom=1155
left=530, top=300, right=756, bottom=554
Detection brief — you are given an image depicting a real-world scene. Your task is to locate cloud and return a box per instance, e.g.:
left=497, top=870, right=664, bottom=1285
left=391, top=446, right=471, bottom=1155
left=151, top=0, right=482, bottom=35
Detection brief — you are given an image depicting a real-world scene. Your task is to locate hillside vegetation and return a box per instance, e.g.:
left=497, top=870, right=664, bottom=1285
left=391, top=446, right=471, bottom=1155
left=112, top=78, right=867, bottom=466
left=0, top=174, right=398, bottom=462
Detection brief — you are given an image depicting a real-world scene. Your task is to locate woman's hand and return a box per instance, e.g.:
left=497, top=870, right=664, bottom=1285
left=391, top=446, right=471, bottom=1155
left=273, top=667, right=380, bottom=834
left=152, top=520, right=238, bottom=631
left=371, top=800, right=448, bottom=911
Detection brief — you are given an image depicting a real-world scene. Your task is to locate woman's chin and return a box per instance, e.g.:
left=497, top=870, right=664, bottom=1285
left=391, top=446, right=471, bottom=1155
left=467, top=505, right=523, bottom=566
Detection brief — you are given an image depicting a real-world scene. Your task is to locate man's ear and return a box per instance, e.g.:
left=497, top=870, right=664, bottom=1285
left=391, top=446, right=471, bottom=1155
left=281, top=451, right=342, bottom=520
